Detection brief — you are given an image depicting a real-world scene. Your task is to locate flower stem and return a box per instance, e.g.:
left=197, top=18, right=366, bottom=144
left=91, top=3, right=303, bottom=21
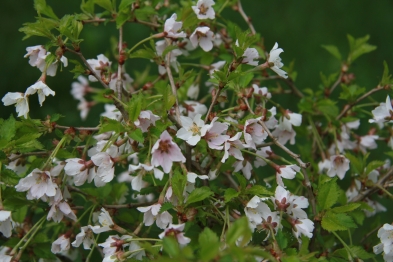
left=42, top=135, right=68, bottom=169
left=128, top=33, right=163, bottom=54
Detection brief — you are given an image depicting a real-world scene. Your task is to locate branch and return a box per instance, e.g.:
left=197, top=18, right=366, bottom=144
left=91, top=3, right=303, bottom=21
left=243, top=98, right=310, bottom=169
left=8, top=151, right=50, bottom=162
left=55, top=125, right=99, bottom=131
left=336, top=85, right=385, bottom=120
left=116, top=26, right=124, bottom=101
left=329, top=71, right=343, bottom=95
left=103, top=201, right=156, bottom=209
left=236, top=0, right=256, bottom=35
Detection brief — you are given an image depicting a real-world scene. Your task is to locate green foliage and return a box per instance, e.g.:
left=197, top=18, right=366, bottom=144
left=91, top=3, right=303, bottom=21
left=318, top=177, right=340, bottom=211
left=321, top=45, right=342, bottom=61
left=347, top=34, right=377, bottom=64
left=321, top=210, right=357, bottom=231
left=185, top=186, right=213, bottom=206
left=198, top=228, right=221, bottom=261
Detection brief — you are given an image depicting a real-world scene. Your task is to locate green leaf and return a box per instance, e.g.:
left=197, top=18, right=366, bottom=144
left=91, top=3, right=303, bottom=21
left=1, top=168, right=22, bottom=186
left=234, top=173, right=247, bottom=190
left=172, top=171, right=186, bottom=204
left=33, top=243, right=57, bottom=259
left=347, top=34, right=377, bottom=64
left=99, top=117, right=126, bottom=134
left=339, top=84, right=366, bottom=102
left=365, top=160, right=385, bottom=176
left=160, top=202, right=174, bottom=213
left=162, top=45, right=179, bottom=58
left=81, top=0, right=95, bottom=15
left=320, top=72, right=339, bottom=87
left=198, top=228, right=220, bottom=261
left=276, top=230, right=288, bottom=250
left=119, top=0, right=134, bottom=10
left=348, top=210, right=365, bottom=225
left=349, top=245, right=375, bottom=259
left=11, top=206, right=28, bottom=223
left=331, top=203, right=360, bottom=213
left=116, top=9, right=131, bottom=28
left=224, top=188, right=239, bottom=203
left=244, top=185, right=273, bottom=197
left=321, top=45, right=342, bottom=61
left=34, top=0, right=58, bottom=19
left=128, top=93, right=143, bottom=122
left=316, top=99, right=339, bottom=119
left=321, top=210, right=357, bottom=231
left=238, top=73, right=254, bottom=88
left=317, top=178, right=339, bottom=210
left=381, top=61, right=392, bottom=86
left=163, top=85, right=176, bottom=111
left=0, top=115, right=16, bottom=142
left=94, top=0, right=113, bottom=12
left=128, top=128, right=144, bottom=143
left=226, top=216, right=252, bottom=246
left=185, top=186, right=213, bottom=206
left=162, top=237, right=180, bottom=257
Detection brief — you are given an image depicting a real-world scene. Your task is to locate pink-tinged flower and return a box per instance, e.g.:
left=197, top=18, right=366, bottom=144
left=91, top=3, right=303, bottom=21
left=47, top=198, right=77, bottom=223
left=51, top=235, right=70, bottom=254
left=244, top=196, right=281, bottom=234
left=244, top=118, right=268, bottom=149
left=359, top=135, right=379, bottom=151
left=15, top=168, right=57, bottom=199
left=253, top=84, right=271, bottom=99
left=109, top=71, right=133, bottom=91
left=129, top=163, right=164, bottom=191
left=242, top=48, right=259, bottom=66
left=134, top=110, right=160, bottom=132
left=278, top=111, right=302, bottom=132
left=25, top=81, right=55, bottom=106
left=233, top=160, right=253, bottom=180
left=77, top=98, right=94, bottom=120
left=192, top=0, right=215, bottom=19
left=40, top=53, right=68, bottom=77
left=327, top=155, right=350, bottom=180
left=291, top=217, right=314, bottom=240
left=99, top=235, right=131, bottom=257
left=91, top=152, right=115, bottom=183
left=72, top=225, right=99, bottom=249
left=0, top=211, right=13, bottom=238
left=276, top=165, right=300, bottom=188
left=164, top=14, right=186, bottom=39
left=137, top=203, right=173, bottom=229
left=24, top=45, right=46, bottom=67
left=272, top=186, right=309, bottom=220
left=176, top=114, right=208, bottom=146
left=2, top=92, right=29, bottom=118
left=64, top=158, right=95, bottom=186
left=159, top=224, right=191, bottom=247
left=221, top=132, right=245, bottom=163
left=268, top=42, right=288, bottom=78
left=92, top=208, right=115, bottom=234
left=151, top=131, right=186, bottom=173
left=71, top=76, right=90, bottom=101
left=181, top=101, right=208, bottom=118
left=203, top=117, right=229, bottom=150
left=271, top=126, right=296, bottom=145
left=190, top=27, right=214, bottom=52
left=373, top=223, right=393, bottom=261
left=209, top=61, right=226, bottom=75
left=369, top=95, right=393, bottom=126
left=86, top=54, right=112, bottom=82
left=187, top=84, right=199, bottom=99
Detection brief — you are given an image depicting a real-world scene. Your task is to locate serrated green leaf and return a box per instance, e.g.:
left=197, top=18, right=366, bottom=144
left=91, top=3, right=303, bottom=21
left=94, top=0, right=113, bottom=12
left=321, top=210, right=357, bottom=231
left=347, top=34, right=377, bottom=64
left=99, top=117, right=126, bottom=134
left=318, top=178, right=339, bottom=210
left=321, top=45, right=342, bottom=61
left=81, top=0, right=95, bottom=15
left=244, top=185, right=273, bottom=196
left=0, top=115, right=16, bottom=142
left=226, top=216, right=252, bottom=246
left=224, top=188, right=239, bottom=203
left=128, top=128, right=144, bottom=143
left=198, top=228, right=220, bottom=261
left=162, top=237, right=180, bottom=257
left=365, top=160, right=385, bottom=176
left=128, top=93, right=143, bottom=122
left=1, top=168, right=22, bottom=186
left=34, top=0, right=58, bottom=19
left=172, top=171, right=186, bottom=204
left=276, top=230, right=288, bottom=250
left=349, top=245, right=375, bottom=259
left=317, top=99, right=339, bottom=119
left=234, top=173, right=246, bottom=190
left=119, top=0, right=134, bottom=10
left=238, top=72, right=254, bottom=88
left=381, top=61, right=392, bottom=86
left=345, top=152, right=362, bottom=175
left=185, top=186, right=213, bottom=206
left=332, top=203, right=360, bottom=213
left=12, top=205, right=28, bottom=223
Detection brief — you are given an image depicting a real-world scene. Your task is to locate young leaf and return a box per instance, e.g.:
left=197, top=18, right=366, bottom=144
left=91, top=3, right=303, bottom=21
left=185, top=186, right=213, bottom=206
left=317, top=178, right=339, bottom=210
left=224, top=188, right=239, bottom=203
left=0, top=115, right=16, bottom=142
left=331, top=203, right=360, bottom=213
left=321, top=210, right=357, bottom=231
left=99, top=117, right=126, bottom=134
left=226, top=216, right=252, bottom=246
left=172, top=171, right=186, bottom=204
left=198, top=228, right=221, bottom=261
left=162, top=237, right=180, bottom=257
left=381, top=61, right=392, bottom=86
left=94, top=0, right=113, bottom=12
left=34, top=0, right=58, bottom=20
left=347, top=34, right=377, bottom=64
left=321, top=45, right=342, bottom=61
left=244, top=185, right=273, bottom=197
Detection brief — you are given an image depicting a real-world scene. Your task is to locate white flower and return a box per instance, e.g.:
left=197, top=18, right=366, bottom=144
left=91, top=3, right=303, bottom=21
left=327, top=155, right=350, bottom=180
left=374, top=223, right=393, bottom=261
left=25, top=81, right=55, bottom=106
left=221, top=132, right=245, bottom=163
left=164, top=14, right=186, bottom=39
left=242, top=48, right=259, bottom=66
left=64, top=158, right=95, bottom=186
left=276, top=165, right=300, bottom=188
left=15, top=168, right=57, bottom=199
left=209, top=61, right=226, bottom=75
left=137, top=203, right=173, bottom=229
left=71, top=76, right=90, bottom=100
left=187, top=84, right=199, bottom=100
left=185, top=172, right=209, bottom=193
left=271, top=126, right=297, bottom=145
left=292, top=217, right=314, bottom=240
left=243, top=118, right=267, bottom=149
left=92, top=208, right=114, bottom=233
left=369, top=95, right=393, bottom=125
left=24, top=45, right=46, bottom=67
left=91, top=152, right=115, bottom=183
left=278, top=111, right=302, bottom=132
left=2, top=92, right=29, bottom=118
left=0, top=211, right=13, bottom=238
left=268, top=42, right=288, bottom=78
left=176, top=114, right=208, bottom=146
left=359, top=135, right=379, bottom=151
left=101, top=104, right=122, bottom=121
left=134, top=110, right=160, bottom=132
left=151, top=130, right=186, bottom=173
left=203, top=117, right=229, bottom=150
left=72, top=225, right=99, bottom=249
left=253, top=84, right=271, bottom=99
left=41, top=54, right=68, bottom=77
left=254, top=147, right=272, bottom=168
left=192, top=0, right=215, bottom=19
left=0, top=254, right=12, bottom=262
left=233, top=160, right=253, bottom=180
left=129, top=163, right=164, bottom=191
left=51, top=235, right=70, bottom=254
left=181, top=101, right=208, bottom=118
left=99, top=235, right=131, bottom=257
left=86, top=54, right=112, bottom=82
left=159, top=224, right=191, bottom=247
left=47, top=200, right=77, bottom=223
left=190, top=27, right=214, bottom=52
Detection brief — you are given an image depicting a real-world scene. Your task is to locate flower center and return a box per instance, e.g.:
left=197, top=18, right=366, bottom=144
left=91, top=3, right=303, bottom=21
left=158, top=140, right=172, bottom=153
left=189, top=123, right=201, bottom=135
left=199, top=4, right=208, bottom=15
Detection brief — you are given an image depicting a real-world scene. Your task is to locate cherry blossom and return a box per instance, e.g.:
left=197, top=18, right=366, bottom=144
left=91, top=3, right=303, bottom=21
left=276, top=165, right=300, bottom=188
left=24, top=45, right=46, bottom=68
left=51, top=235, right=70, bottom=254
left=233, top=160, right=253, bottom=180
left=242, top=48, right=259, bottom=66
left=134, top=110, right=160, bottom=132
left=159, top=224, right=191, bottom=247
left=327, top=155, right=350, bottom=180
left=209, top=61, right=226, bottom=75
left=190, top=27, right=214, bottom=52
left=2, top=92, right=29, bottom=118
left=137, top=203, right=173, bottom=229
left=203, top=117, right=230, bottom=150
left=64, top=158, right=95, bottom=186
left=192, top=0, right=215, bottom=19
left=0, top=211, right=13, bottom=238
left=91, top=152, right=115, bottom=184
left=253, top=84, right=271, bottom=99
left=129, top=163, right=164, bottom=191
left=176, top=114, right=208, bottom=146
left=373, top=223, right=393, bottom=261
left=369, top=95, right=393, bottom=126
left=86, top=54, right=112, bottom=82
left=187, top=84, right=199, bottom=99
left=92, top=208, right=114, bottom=233
left=254, top=146, right=272, bottom=168
left=164, top=14, right=186, bottom=39
left=40, top=53, right=68, bottom=77
left=243, top=118, right=267, bottom=149
left=268, top=42, right=288, bottom=78
left=15, top=168, right=57, bottom=200
left=71, top=76, right=90, bottom=100
left=25, top=81, right=55, bottom=106
left=47, top=199, right=77, bottom=223
left=278, top=111, right=302, bottom=132
left=181, top=100, right=208, bottom=118
left=151, top=130, right=186, bottom=173
left=72, top=225, right=99, bottom=249
left=221, top=132, right=245, bottom=163
left=291, top=217, right=314, bottom=240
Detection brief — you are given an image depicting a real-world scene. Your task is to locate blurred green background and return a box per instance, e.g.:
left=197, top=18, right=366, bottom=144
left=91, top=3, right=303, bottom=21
left=1, top=0, right=393, bottom=125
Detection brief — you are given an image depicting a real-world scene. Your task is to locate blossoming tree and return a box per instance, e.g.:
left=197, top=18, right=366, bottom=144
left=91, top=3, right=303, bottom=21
left=1, top=0, right=393, bottom=261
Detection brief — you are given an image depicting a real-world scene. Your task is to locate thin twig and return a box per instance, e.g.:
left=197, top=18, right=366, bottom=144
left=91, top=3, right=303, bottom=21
left=8, top=151, right=50, bottom=162
left=336, top=86, right=385, bottom=120
left=116, top=26, right=124, bottom=101
left=103, top=201, right=156, bottom=209
left=329, top=72, right=343, bottom=95
left=165, top=39, right=181, bottom=125
left=243, top=98, right=310, bottom=169
left=302, top=167, right=317, bottom=218
left=236, top=0, right=256, bottom=35
left=82, top=18, right=160, bottom=28
left=204, top=88, right=221, bottom=123
left=55, top=125, right=99, bottom=131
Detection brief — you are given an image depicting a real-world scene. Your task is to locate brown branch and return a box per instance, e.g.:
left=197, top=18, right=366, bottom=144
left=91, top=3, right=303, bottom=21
left=336, top=85, right=385, bottom=120
left=329, top=71, right=343, bottom=95
left=302, top=168, right=317, bottom=218
left=103, top=201, right=156, bottom=209
left=55, top=125, right=99, bottom=131
left=236, top=0, right=256, bottom=35
left=116, top=26, right=124, bottom=101
left=8, top=152, right=50, bottom=162
left=82, top=18, right=160, bottom=28
left=243, top=98, right=310, bottom=169
left=351, top=167, right=393, bottom=203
